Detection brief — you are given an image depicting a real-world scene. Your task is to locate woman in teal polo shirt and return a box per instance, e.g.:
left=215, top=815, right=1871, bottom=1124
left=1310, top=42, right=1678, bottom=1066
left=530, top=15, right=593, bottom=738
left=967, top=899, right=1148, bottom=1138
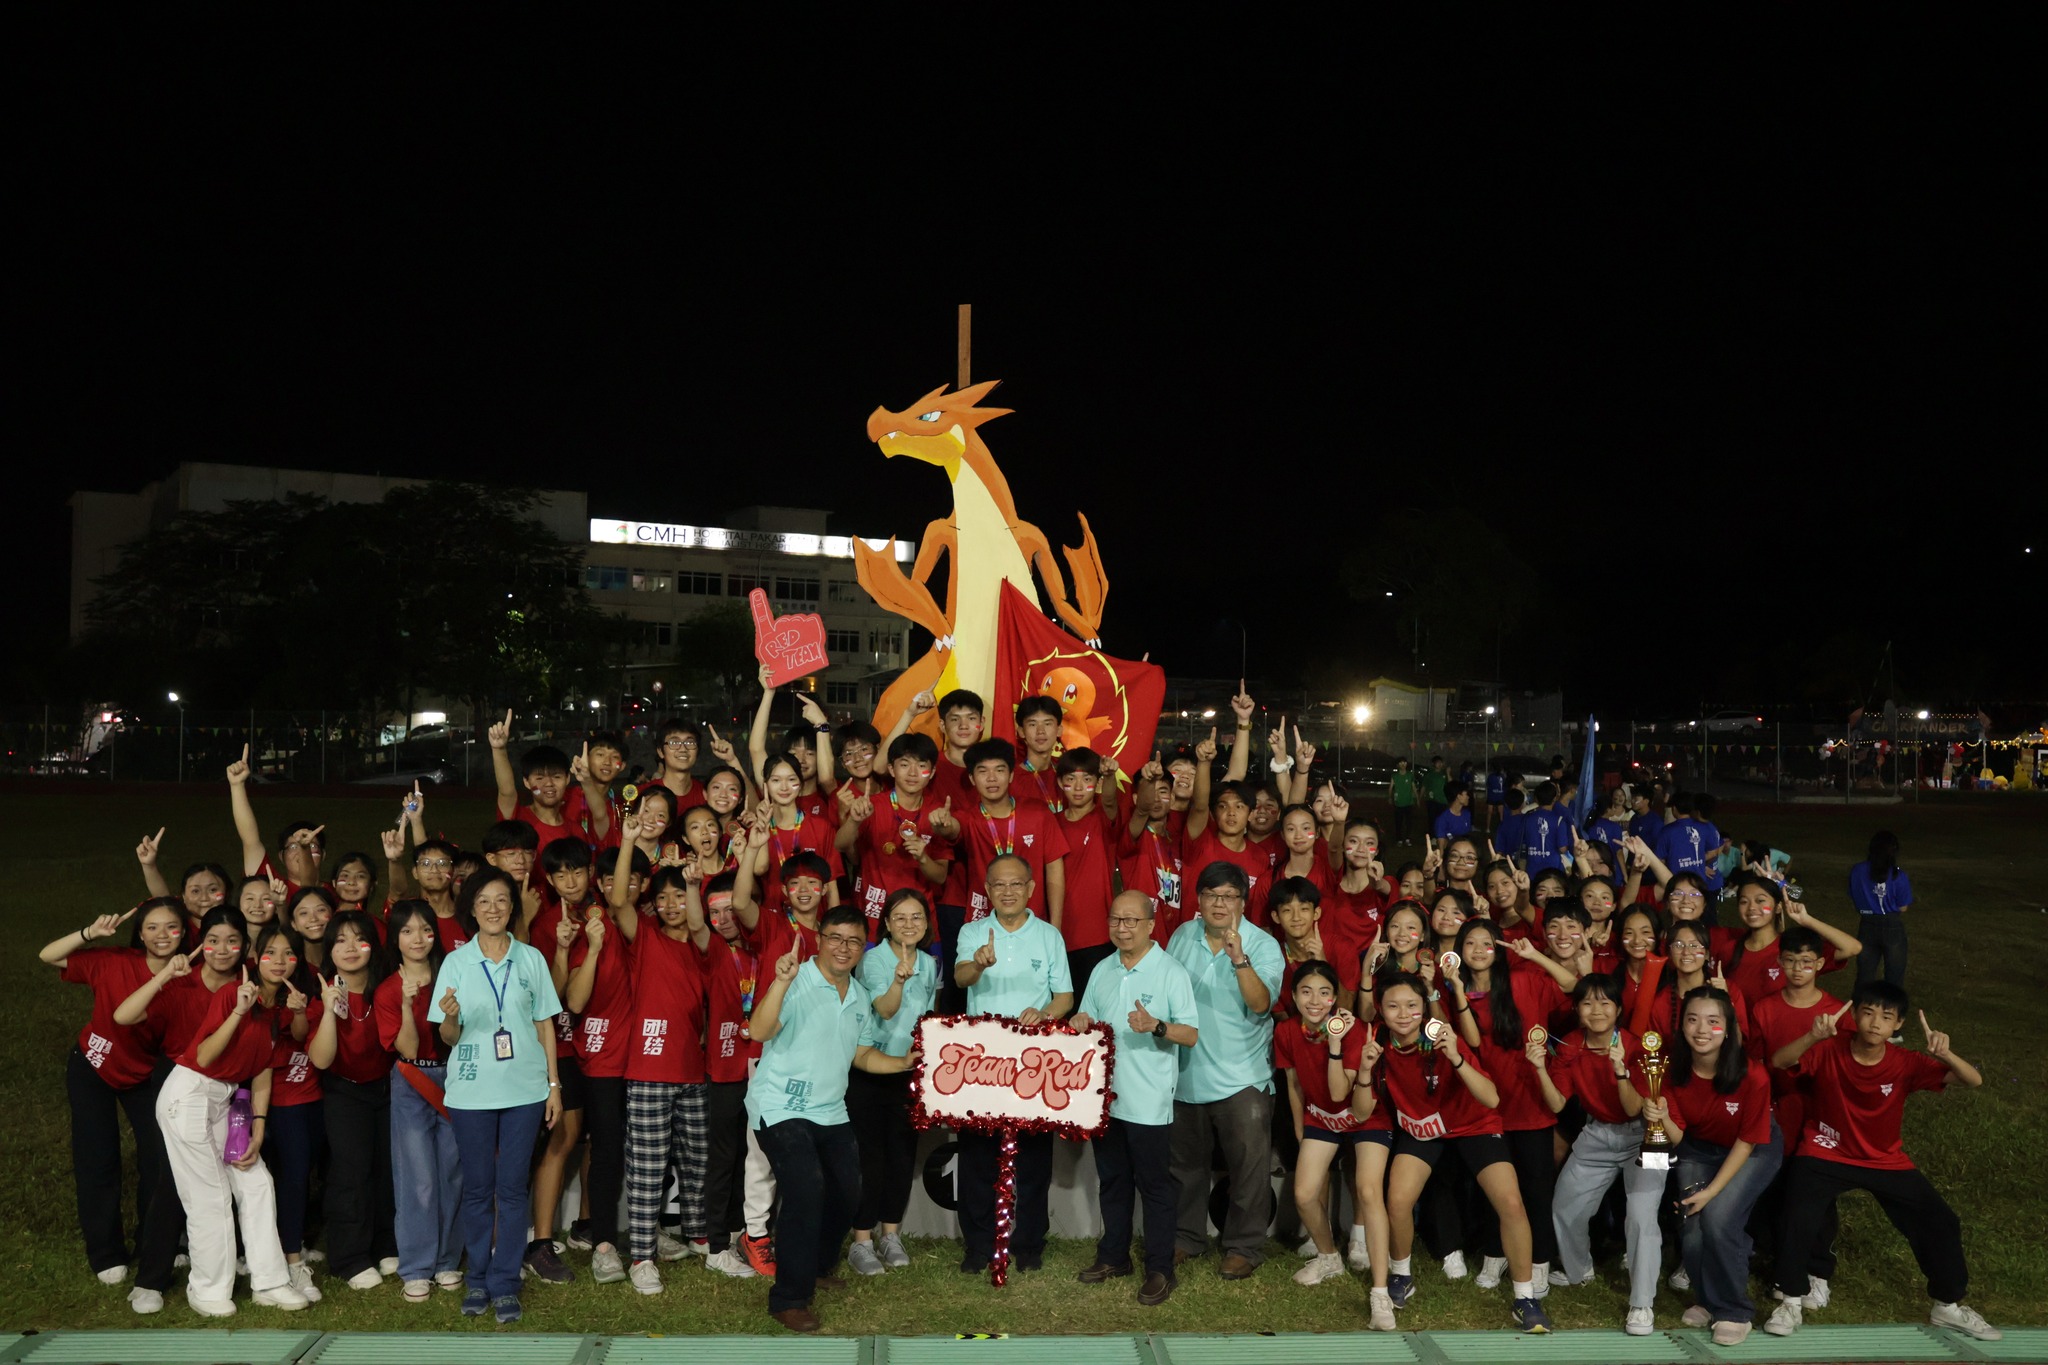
left=848, top=889, right=940, bottom=1277
left=429, top=869, right=562, bottom=1324
left=746, top=905, right=917, bottom=1334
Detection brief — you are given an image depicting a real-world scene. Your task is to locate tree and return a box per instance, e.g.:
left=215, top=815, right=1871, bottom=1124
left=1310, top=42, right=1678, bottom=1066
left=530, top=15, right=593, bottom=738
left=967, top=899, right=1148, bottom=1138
left=672, top=598, right=762, bottom=719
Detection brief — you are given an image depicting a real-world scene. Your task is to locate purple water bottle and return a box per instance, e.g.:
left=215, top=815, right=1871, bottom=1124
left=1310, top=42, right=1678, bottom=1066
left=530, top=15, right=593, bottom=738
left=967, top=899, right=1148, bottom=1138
left=223, top=1086, right=254, bottom=1164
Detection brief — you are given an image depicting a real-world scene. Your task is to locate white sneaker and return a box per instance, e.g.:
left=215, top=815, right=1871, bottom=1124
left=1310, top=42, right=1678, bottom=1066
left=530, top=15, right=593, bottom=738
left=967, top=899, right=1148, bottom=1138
left=435, top=1270, right=465, bottom=1291
left=235, top=1258, right=249, bottom=1278
left=629, top=1259, right=663, bottom=1296
left=403, top=1279, right=432, bottom=1302
left=378, top=1256, right=399, bottom=1276
left=1296, top=1236, right=1318, bottom=1258
left=1681, top=1305, right=1711, bottom=1327
left=346, top=1267, right=384, bottom=1290
left=1668, top=1265, right=1690, bottom=1291
left=1293, top=1252, right=1346, bottom=1286
left=1475, top=1255, right=1508, bottom=1290
left=128, top=1287, right=163, bottom=1315
left=1346, top=1234, right=1370, bottom=1272
left=705, top=1248, right=757, bottom=1279
left=288, top=1262, right=323, bottom=1303
left=1442, top=1251, right=1468, bottom=1280
left=1625, top=1306, right=1654, bottom=1336
left=591, top=1248, right=626, bottom=1284
left=655, top=1231, right=689, bottom=1262
left=1368, top=1286, right=1397, bottom=1331
left=1930, top=1302, right=2002, bottom=1342
left=1531, top=1261, right=1551, bottom=1298
left=1764, top=1298, right=1803, bottom=1336
left=303, top=1248, right=326, bottom=1264
left=251, top=1283, right=309, bottom=1310
left=96, top=1264, right=129, bottom=1286
left=187, top=1295, right=236, bottom=1318
left=1804, top=1275, right=1831, bottom=1309
left=1547, top=1267, right=1593, bottom=1288
left=173, top=1254, right=190, bottom=1269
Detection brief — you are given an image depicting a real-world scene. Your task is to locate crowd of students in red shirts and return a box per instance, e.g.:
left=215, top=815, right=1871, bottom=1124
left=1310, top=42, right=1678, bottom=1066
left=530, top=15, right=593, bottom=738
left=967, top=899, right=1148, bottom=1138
left=42, top=677, right=2001, bottom=1342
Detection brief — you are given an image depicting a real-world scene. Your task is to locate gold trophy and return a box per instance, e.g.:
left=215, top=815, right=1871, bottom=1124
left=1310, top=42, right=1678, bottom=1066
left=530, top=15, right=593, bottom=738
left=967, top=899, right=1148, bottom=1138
left=1636, top=1030, right=1674, bottom=1170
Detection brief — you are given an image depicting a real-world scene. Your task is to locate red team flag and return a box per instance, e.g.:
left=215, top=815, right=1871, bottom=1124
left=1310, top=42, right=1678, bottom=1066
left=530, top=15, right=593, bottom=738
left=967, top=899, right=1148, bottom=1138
left=989, top=581, right=1165, bottom=778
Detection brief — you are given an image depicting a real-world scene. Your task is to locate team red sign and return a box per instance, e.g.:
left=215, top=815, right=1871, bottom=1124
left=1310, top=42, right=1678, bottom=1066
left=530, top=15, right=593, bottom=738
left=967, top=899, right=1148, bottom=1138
left=750, top=588, right=829, bottom=687
left=910, top=1015, right=1112, bottom=1139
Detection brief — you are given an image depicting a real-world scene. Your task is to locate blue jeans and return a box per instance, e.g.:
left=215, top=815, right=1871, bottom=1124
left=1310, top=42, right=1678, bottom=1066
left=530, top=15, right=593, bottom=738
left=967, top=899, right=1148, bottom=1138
left=451, top=1101, right=545, bottom=1299
left=754, top=1118, right=859, bottom=1314
left=391, top=1064, right=462, bottom=1282
left=1678, top=1123, right=1783, bottom=1323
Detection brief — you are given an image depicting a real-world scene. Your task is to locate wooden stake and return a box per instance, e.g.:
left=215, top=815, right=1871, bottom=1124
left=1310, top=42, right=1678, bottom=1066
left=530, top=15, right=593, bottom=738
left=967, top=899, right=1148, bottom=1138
left=957, top=303, right=972, bottom=391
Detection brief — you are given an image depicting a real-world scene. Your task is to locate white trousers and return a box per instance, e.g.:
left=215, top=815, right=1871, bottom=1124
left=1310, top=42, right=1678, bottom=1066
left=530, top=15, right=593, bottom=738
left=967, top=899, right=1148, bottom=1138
left=156, top=1065, right=290, bottom=1304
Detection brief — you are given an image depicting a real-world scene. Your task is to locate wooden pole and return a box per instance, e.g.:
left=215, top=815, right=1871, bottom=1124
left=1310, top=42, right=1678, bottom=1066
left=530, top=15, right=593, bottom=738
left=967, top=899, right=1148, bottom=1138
left=957, top=304, right=972, bottom=391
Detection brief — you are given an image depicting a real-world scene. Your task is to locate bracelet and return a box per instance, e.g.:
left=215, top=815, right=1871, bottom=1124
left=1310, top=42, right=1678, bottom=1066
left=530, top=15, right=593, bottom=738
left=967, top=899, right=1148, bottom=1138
left=1231, top=958, right=1252, bottom=970
left=1452, top=1057, right=1465, bottom=1070
left=252, top=1113, right=268, bottom=1122
left=1453, top=999, right=1470, bottom=1013
left=548, top=1081, right=561, bottom=1089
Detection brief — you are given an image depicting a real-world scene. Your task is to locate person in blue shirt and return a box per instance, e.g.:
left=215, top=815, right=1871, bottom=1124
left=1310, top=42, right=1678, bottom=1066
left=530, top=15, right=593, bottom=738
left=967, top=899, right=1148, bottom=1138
left=1588, top=787, right=1630, bottom=855
left=1521, top=783, right=1569, bottom=876
left=1485, top=766, right=1507, bottom=831
left=1166, top=861, right=1284, bottom=1279
left=745, top=905, right=916, bottom=1333
left=1653, top=792, right=1723, bottom=892
left=1849, top=830, right=1912, bottom=993
left=1431, top=782, right=1473, bottom=843
left=1070, top=890, right=1199, bottom=1307
left=1626, top=787, right=1664, bottom=847
left=952, top=854, right=1073, bottom=1275
left=847, top=890, right=941, bottom=1278
left=1494, top=788, right=1527, bottom=863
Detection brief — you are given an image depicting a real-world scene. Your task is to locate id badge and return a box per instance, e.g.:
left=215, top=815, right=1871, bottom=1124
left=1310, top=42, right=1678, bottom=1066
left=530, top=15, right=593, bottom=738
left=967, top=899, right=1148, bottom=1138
left=493, top=1028, right=514, bottom=1061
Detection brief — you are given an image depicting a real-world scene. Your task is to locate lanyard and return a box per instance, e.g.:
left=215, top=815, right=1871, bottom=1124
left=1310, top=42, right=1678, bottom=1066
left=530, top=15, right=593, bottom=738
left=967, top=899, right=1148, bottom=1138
left=480, top=955, right=513, bottom=1024
left=727, top=939, right=760, bottom=1015
left=981, top=804, right=1016, bottom=856
left=1020, top=761, right=1063, bottom=812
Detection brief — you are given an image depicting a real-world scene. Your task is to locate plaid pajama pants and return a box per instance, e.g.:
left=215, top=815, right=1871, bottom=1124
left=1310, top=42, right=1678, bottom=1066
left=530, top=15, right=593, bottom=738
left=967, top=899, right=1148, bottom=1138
left=626, top=1079, right=708, bottom=1263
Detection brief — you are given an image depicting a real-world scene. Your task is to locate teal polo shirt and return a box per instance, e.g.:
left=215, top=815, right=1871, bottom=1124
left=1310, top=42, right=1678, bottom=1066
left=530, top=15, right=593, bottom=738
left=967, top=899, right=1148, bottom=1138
left=857, top=944, right=938, bottom=1058
left=1078, top=943, right=1199, bottom=1126
left=746, top=960, right=880, bottom=1129
left=429, top=939, right=563, bottom=1111
left=1166, top=916, right=1284, bottom=1103
left=956, top=914, right=1071, bottom=1019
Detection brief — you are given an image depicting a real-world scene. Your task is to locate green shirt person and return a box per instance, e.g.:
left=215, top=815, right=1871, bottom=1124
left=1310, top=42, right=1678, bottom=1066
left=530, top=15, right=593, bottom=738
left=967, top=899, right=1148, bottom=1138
left=1390, top=761, right=1418, bottom=809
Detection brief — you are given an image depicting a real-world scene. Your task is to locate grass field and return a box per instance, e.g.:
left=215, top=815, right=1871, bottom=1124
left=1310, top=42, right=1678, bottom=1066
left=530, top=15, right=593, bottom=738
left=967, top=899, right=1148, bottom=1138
left=3, top=787, right=2044, bottom=1336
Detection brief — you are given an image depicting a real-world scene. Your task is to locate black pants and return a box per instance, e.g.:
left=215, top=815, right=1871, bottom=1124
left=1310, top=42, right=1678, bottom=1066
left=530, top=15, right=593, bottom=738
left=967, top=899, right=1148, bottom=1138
left=1393, top=805, right=1415, bottom=844
left=936, top=903, right=969, bottom=1014
left=131, top=1059, right=189, bottom=1294
left=702, top=1080, right=749, bottom=1252
left=755, top=1118, right=859, bottom=1313
left=583, top=1075, right=628, bottom=1248
left=262, top=1100, right=325, bottom=1255
left=66, top=1047, right=171, bottom=1274
left=1479, top=1127, right=1558, bottom=1263
left=1414, top=1142, right=1467, bottom=1259
left=1857, top=915, right=1908, bottom=991
left=322, top=1073, right=396, bottom=1277
left=1775, top=1156, right=1966, bottom=1303
left=959, top=1129, right=1053, bottom=1262
left=848, top=1068, right=916, bottom=1230
left=1066, top=944, right=1115, bottom=1003
left=1095, top=1117, right=1178, bottom=1277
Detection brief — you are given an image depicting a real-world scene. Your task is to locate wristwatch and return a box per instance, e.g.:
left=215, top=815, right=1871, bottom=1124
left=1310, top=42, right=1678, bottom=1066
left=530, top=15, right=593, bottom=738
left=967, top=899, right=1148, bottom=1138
left=1152, top=1019, right=1168, bottom=1040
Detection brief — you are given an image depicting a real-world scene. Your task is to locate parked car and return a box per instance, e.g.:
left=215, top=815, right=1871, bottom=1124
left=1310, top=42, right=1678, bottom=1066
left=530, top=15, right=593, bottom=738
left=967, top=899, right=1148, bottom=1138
left=1698, top=710, right=1765, bottom=736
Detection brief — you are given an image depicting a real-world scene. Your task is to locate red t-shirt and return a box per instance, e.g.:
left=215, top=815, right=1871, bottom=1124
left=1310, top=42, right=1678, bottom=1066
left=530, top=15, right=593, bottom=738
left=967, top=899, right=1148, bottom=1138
left=154, top=971, right=231, bottom=1059
left=508, top=803, right=585, bottom=861
left=373, top=973, right=442, bottom=1064
left=748, top=912, right=820, bottom=970
left=1318, top=879, right=1388, bottom=994
left=758, top=813, right=845, bottom=916
left=1118, top=814, right=1186, bottom=947
left=176, top=985, right=277, bottom=1084
left=1056, top=805, right=1120, bottom=951
left=321, top=984, right=395, bottom=1084
left=623, top=928, right=707, bottom=1084
left=61, top=949, right=162, bottom=1089
left=1748, top=989, right=1853, bottom=1147
left=1277, top=1021, right=1366, bottom=1132
left=432, top=910, right=470, bottom=955
left=931, top=756, right=977, bottom=907
left=270, top=998, right=323, bottom=1105
left=1181, top=826, right=1272, bottom=908
left=564, top=784, right=622, bottom=850
left=849, top=794, right=955, bottom=939
left=1711, top=927, right=1841, bottom=1003
left=1547, top=1028, right=1644, bottom=1126
left=1378, top=1038, right=1501, bottom=1139
left=1011, top=760, right=1065, bottom=814
left=528, top=903, right=598, bottom=1055
left=1259, top=850, right=1336, bottom=928
left=566, top=921, right=635, bottom=1079
left=699, top=933, right=764, bottom=1085
left=955, top=801, right=1070, bottom=923
left=1665, top=1062, right=1771, bottom=1148
left=1467, top=966, right=1568, bottom=1132
left=1791, top=1035, right=1949, bottom=1169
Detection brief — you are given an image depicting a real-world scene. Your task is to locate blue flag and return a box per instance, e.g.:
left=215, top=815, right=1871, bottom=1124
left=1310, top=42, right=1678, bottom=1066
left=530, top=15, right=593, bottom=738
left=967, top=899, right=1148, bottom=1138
left=1572, top=716, right=1598, bottom=827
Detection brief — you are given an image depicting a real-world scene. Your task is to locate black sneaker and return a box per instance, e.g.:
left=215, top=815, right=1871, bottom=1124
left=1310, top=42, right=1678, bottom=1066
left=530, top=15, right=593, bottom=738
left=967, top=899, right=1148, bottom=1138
left=565, top=1219, right=594, bottom=1251
left=522, top=1240, right=573, bottom=1284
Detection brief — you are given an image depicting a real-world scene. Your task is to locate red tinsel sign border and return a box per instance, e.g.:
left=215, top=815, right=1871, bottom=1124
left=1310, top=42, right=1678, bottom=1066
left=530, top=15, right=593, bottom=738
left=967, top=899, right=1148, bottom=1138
left=909, top=1013, right=1115, bottom=1143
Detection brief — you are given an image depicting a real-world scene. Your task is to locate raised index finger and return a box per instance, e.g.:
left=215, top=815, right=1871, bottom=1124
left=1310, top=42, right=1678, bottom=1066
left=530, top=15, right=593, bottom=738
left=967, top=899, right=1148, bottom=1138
left=1918, top=1008, right=1931, bottom=1038
left=117, top=905, right=139, bottom=923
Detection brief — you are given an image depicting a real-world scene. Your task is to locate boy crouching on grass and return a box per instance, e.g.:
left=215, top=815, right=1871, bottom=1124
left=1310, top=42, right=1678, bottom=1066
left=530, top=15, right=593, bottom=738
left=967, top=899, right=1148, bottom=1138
left=1764, top=981, right=1999, bottom=1342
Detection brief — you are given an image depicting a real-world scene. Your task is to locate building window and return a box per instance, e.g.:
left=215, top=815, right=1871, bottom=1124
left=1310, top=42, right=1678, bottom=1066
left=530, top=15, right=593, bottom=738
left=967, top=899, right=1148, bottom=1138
left=826, top=628, right=862, bottom=653
left=774, top=576, right=820, bottom=602
left=657, top=623, right=673, bottom=646
left=728, top=574, right=766, bottom=598
left=827, top=579, right=868, bottom=604
left=584, top=565, right=630, bottom=592
left=631, top=572, right=673, bottom=593
left=868, top=630, right=899, bottom=656
left=680, top=571, right=722, bottom=595
left=825, top=682, right=858, bottom=705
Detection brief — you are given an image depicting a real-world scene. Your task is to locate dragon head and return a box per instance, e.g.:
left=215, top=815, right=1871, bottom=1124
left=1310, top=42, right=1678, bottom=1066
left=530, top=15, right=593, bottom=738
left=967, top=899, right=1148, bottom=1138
left=866, top=380, right=1012, bottom=475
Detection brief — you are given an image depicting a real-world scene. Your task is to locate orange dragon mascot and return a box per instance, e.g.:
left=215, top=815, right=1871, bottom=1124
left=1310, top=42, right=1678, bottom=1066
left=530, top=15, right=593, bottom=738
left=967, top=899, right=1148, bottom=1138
left=855, top=381, right=1109, bottom=740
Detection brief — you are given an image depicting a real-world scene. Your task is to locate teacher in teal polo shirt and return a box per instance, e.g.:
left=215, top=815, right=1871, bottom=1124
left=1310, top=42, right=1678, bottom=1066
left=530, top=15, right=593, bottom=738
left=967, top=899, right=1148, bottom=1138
left=1071, top=890, right=1199, bottom=1306
left=1166, top=859, right=1283, bottom=1279
left=745, top=905, right=917, bottom=1334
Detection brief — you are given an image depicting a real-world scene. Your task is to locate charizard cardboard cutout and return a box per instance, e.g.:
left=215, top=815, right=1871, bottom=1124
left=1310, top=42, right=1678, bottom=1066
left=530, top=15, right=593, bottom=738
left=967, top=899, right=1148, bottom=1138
left=856, top=381, right=1109, bottom=739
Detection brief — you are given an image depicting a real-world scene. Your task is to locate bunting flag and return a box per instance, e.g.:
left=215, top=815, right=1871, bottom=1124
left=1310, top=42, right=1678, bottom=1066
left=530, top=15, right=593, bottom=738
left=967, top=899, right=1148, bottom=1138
left=990, top=581, right=1165, bottom=778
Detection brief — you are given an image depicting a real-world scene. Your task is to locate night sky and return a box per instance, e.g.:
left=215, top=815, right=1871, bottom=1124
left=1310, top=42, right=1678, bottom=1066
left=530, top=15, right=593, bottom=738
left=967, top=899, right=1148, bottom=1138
left=15, top=27, right=2042, bottom=716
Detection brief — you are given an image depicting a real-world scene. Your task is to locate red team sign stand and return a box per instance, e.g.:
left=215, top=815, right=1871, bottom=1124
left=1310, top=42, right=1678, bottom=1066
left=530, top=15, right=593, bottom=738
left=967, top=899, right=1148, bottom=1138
left=910, top=1016, right=1114, bottom=1286
left=749, top=588, right=829, bottom=686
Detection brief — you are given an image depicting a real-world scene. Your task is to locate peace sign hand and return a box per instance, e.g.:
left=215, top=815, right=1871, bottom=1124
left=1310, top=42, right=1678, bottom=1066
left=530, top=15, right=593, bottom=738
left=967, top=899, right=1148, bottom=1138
left=135, top=827, right=165, bottom=868
left=84, top=905, right=138, bottom=943
left=488, top=708, right=513, bottom=751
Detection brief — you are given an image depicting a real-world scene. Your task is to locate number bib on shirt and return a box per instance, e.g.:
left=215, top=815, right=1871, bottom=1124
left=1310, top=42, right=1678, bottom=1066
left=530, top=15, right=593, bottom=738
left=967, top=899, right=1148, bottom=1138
left=1397, top=1108, right=1447, bottom=1141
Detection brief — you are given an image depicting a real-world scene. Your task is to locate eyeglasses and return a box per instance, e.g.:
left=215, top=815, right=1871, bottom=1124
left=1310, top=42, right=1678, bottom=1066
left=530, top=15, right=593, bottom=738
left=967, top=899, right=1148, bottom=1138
left=1448, top=853, right=1479, bottom=865
left=664, top=738, right=698, bottom=749
left=988, top=879, right=1031, bottom=893
left=1668, top=891, right=1705, bottom=903
left=1107, top=915, right=1150, bottom=927
left=416, top=858, right=453, bottom=869
left=820, top=933, right=865, bottom=948
left=1200, top=889, right=1243, bottom=903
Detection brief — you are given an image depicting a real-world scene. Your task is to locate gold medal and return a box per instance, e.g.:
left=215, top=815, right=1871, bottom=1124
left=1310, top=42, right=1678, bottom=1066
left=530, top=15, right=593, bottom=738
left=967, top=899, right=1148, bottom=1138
left=883, top=842, right=897, bottom=856
left=622, top=783, right=640, bottom=804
